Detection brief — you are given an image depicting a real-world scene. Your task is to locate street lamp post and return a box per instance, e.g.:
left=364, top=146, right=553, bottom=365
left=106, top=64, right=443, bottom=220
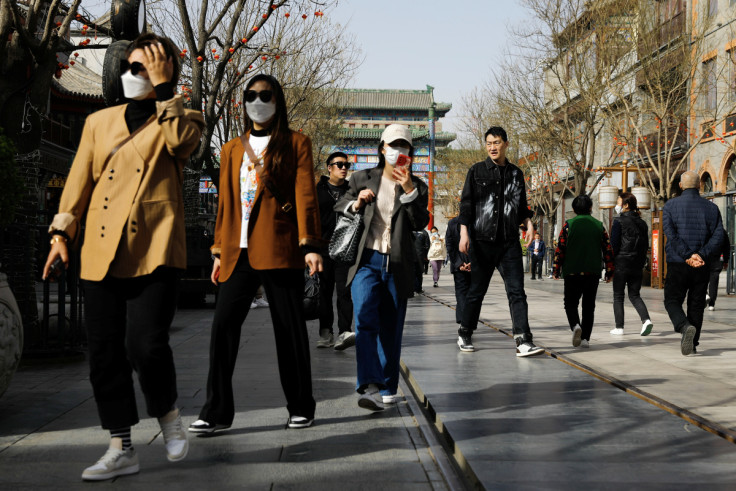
left=427, top=85, right=436, bottom=229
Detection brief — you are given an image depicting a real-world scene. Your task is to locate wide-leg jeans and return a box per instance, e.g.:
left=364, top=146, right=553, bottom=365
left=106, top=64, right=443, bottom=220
left=351, top=249, right=407, bottom=397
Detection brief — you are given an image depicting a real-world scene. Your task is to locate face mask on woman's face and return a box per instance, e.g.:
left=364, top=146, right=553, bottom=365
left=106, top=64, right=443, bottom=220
left=384, top=146, right=410, bottom=166
left=246, top=99, right=277, bottom=124
left=614, top=205, right=622, bottom=214
left=121, top=70, right=153, bottom=100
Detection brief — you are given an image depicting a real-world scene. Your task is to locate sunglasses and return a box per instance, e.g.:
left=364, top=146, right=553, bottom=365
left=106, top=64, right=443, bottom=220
left=120, top=60, right=145, bottom=76
left=244, top=90, right=274, bottom=103
left=330, top=162, right=350, bottom=170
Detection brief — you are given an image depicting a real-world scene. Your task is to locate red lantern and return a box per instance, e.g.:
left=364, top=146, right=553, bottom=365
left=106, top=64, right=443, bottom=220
left=285, top=12, right=290, bottom=17
left=302, top=14, right=307, bottom=19
left=214, top=54, right=220, bottom=60
left=262, top=14, right=268, bottom=19
left=197, top=56, right=204, bottom=62
left=74, top=52, right=79, bottom=57
left=252, top=26, right=258, bottom=31
left=229, top=47, right=235, bottom=53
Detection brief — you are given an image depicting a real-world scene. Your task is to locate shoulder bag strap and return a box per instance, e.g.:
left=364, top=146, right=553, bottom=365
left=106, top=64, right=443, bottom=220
left=239, top=134, right=296, bottom=218
left=103, top=116, right=156, bottom=170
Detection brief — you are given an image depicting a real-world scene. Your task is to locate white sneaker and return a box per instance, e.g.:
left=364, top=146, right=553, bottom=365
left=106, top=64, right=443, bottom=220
left=641, top=320, right=653, bottom=336
left=572, top=325, right=582, bottom=347
left=358, top=384, right=385, bottom=411
left=250, top=301, right=258, bottom=309
left=708, top=306, right=715, bottom=311
left=580, top=339, right=590, bottom=348
left=334, top=331, right=356, bottom=351
left=159, top=411, right=189, bottom=462
left=316, top=329, right=334, bottom=348
left=382, top=394, right=401, bottom=404
left=82, top=447, right=139, bottom=481
left=706, top=294, right=711, bottom=304
left=610, top=328, right=624, bottom=335
left=254, top=297, right=269, bottom=308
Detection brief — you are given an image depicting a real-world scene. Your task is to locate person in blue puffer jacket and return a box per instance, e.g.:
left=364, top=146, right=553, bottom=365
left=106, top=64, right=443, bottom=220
left=662, top=171, right=724, bottom=356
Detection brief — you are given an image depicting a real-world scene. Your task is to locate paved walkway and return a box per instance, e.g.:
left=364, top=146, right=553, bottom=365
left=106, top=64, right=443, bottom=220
left=2, top=271, right=736, bottom=489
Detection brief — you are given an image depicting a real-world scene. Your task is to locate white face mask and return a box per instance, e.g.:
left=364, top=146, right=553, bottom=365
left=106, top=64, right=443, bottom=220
left=384, top=146, right=410, bottom=166
left=246, top=100, right=277, bottom=124
left=121, top=70, right=153, bottom=100
left=614, top=205, right=622, bottom=214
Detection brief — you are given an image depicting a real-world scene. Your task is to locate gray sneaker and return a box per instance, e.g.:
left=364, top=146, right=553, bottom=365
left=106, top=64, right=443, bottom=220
left=160, top=411, right=189, bottom=462
left=317, top=329, right=334, bottom=348
left=82, top=447, right=139, bottom=481
left=358, top=384, right=385, bottom=411
left=681, top=325, right=696, bottom=356
left=334, top=332, right=356, bottom=350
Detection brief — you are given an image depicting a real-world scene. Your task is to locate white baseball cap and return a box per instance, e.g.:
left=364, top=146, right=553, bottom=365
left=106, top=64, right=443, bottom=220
left=381, top=124, right=412, bottom=146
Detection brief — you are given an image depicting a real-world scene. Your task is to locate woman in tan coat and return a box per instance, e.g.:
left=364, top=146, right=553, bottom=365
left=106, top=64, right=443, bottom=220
left=188, top=74, right=323, bottom=434
left=43, top=33, right=204, bottom=480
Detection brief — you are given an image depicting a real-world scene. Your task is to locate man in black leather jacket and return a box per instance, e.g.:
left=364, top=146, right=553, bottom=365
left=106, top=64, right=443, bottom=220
left=456, top=126, right=544, bottom=357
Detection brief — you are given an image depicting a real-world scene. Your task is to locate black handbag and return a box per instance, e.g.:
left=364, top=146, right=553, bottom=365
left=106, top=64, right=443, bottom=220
left=329, top=213, right=364, bottom=264
left=303, top=268, right=320, bottom=320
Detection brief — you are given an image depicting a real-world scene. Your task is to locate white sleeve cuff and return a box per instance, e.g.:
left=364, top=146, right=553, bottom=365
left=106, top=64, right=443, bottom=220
left=347, top=201, right=359, bottom=214
left=399, top=188, right=418, bottom=203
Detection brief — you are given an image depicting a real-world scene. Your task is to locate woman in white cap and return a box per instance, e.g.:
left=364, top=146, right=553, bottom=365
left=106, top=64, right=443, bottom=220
left=335, top=124, right=429, bottom=411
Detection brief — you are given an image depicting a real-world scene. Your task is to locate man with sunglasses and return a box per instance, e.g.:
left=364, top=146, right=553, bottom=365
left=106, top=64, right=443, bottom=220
left=316, top=152, right=355, bottom=350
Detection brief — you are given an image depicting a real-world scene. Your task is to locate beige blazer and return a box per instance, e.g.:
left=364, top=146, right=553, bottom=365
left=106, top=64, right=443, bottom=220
left=49, top=96, right=205, bottom=281
left=211, top=131, right=322, bottom=283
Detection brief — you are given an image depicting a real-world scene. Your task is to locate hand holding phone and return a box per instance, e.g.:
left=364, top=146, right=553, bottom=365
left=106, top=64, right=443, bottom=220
left=46, top=258, right=65, bottom=281
left=395, top=153, right=410, bottom=167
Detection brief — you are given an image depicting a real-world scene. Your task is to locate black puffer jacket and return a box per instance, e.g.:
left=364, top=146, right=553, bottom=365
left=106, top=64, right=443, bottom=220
left=458, top=157, right=533, bottom=242
left=611, top=212, right=648, bottom=271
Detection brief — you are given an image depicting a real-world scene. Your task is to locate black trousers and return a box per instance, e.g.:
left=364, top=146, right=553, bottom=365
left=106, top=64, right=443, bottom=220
left=318, top=256, right=354, bottom=334
left=664, top=262, right=709, bottom=347
left=199, top=251, right=315, bottom=424
left=452, top=270, right=471, bottom=324
left=707, top=260, right=723, bottom=307
left=414, top=260, right=424, bottom=292
left=563, top=274, right=599, bottom=341
left=612, top=267, right=651, bottom=329
left=460, top=240, right=533, bottom=342
left=530, top=255, right=543, bottom=279
left=82, top=267, right=179, bottom=430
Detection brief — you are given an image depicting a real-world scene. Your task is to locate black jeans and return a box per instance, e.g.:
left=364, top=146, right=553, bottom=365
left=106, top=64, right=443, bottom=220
left=664, top=262, right=709, bottom=347
left=530, top=255, right=543, bottom=279
left=452, top=270, right=471, bottom=324
left=318, top=256, right=353, bottom=334
left=563, top=274, right=599, bottom=341
left=459, top=240, right=533, bottom=342
left=199, top=251, right=315, bottom=424
left=82, top=267, right=179, bottom=430
left=707, top=260, right=723, bottom=307
left=414, top=260, right=424, bottom=292
left=612, top=268, right=651, bottom=329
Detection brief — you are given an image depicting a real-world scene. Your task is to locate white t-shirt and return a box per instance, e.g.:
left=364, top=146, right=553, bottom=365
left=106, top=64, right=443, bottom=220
left=240, top=134, right=270, bottom=248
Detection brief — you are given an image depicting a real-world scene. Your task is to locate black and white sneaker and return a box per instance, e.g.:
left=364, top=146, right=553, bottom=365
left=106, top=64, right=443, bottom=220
left=287, top=416, right=314, bottom=428
left=457, top=335, right=475, bottom=352
left=516, top=341, right=545, bottom=357
left=188, top=419, right=231, bottom=434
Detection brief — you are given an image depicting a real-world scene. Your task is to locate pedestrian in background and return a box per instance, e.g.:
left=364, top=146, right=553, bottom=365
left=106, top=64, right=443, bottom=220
left=336, top=124, right=429, bottom=411
left=609, top=193, right=653, bottom=336
left=553, top=195, right=614, bottom=349
left=315, top=151, right=355, bottom=349
left=428, top=226, right=446, bottom=287
left=445, top=216, right=471, bottom=325
left=706, top=228, right=730, bottom=311
left=189, top=74, right=323, bottom=434
left=413, top=228, right=430, bottom=293
left=663, top=171, right=724, bottom=355
left=529, top=233, right=546, bottom=280
left=43, top=33, right=203, bottom=481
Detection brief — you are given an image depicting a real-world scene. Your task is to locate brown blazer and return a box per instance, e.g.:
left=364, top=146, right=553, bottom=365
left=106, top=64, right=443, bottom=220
left=212, top=131, right=322, bottom=282
left=49, top=96, right=205, bottom=281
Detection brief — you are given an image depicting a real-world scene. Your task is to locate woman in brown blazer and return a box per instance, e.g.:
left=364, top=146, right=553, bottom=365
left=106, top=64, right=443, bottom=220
left=42, top=34, right=204, bottom=481
left=188, top=74, right=323, bottom=434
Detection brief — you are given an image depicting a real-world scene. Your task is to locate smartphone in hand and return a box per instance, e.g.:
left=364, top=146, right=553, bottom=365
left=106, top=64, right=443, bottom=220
left=46, top=257, right=65, bottom=281
left=396, top=154, right=410, bottom=167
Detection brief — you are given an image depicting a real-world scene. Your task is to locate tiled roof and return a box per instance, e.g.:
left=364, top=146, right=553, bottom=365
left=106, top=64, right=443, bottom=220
left=336, top=89, right=452, bottom=114
left=339, top=128, right=456, bottom=144
left=52, top=61, right=104, bottom=100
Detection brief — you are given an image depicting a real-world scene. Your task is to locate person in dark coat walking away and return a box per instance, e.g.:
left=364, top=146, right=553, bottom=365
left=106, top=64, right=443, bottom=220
left=413, top=228, right=430, bottom=293
left=553, top=195, right=614, bottom=349
left=663, top=171, right=724, bottom=355
left=609, top=192, right=653, bottom=336
left=446, top=216, right=471, bottom=325
left=706, top=228, right=730, bottom=311
left=335, top=124, right=429, bottom=411
left=315, top=152, right=355, bottom=350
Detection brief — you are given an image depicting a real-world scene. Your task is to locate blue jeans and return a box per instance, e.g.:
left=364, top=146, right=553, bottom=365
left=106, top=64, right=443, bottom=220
left=351, top=249, right=407, bottom=396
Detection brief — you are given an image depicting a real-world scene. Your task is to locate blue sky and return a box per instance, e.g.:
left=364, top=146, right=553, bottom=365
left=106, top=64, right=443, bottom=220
left=329, top=0, right=529, bottom=136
